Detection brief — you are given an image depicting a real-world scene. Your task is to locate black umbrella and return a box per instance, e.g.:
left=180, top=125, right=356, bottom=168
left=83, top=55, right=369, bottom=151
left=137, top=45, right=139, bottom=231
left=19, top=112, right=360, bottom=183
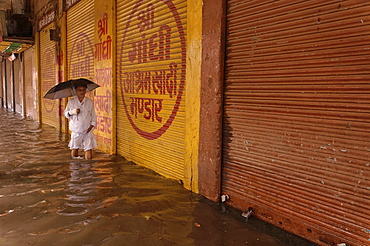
left=43, top=78, right=100, bottom=100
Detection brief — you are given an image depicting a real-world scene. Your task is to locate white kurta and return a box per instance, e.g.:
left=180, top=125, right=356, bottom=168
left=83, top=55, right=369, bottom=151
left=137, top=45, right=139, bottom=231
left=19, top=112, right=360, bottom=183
left=65, top=96, right=97, bottom=151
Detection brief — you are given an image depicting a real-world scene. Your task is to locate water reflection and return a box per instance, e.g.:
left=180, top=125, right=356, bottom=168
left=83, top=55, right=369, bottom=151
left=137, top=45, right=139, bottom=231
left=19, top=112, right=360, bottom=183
left=57, top=162, right=99, bottom=216
left=0, top=110, right=311, bottom=246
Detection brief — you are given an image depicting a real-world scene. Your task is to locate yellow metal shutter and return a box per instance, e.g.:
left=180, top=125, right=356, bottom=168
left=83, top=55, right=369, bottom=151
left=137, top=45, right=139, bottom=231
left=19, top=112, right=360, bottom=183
left=116, top=0, right=187, bottom=180
left=24, top=47, right=38, bottom=120
left=40, top=23, right=58, bottom=128
left=222, top=1, right=370, bottom=246
left=66, top=0, right=95, bottom=81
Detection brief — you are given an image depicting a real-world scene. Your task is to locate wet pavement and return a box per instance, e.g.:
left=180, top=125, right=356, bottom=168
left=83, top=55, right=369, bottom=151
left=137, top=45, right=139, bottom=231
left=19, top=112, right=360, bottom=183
left=0, top=110, right=317, bottom=246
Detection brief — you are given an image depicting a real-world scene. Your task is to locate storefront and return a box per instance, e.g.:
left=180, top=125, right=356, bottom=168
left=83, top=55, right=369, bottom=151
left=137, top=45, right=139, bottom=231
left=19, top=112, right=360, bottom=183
left=39, top=18, right=59, bottom=128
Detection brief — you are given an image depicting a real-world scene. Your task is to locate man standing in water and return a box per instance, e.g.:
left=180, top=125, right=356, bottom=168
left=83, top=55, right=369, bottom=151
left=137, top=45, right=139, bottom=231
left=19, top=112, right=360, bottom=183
left=64, top=85, right=97, bottom=159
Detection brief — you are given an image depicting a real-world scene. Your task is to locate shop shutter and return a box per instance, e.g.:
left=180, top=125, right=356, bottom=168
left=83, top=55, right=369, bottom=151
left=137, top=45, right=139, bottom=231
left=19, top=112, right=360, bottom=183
left=66, top=0, right=95, bottom=82
left=116, top=0, right=187, bottom=180
left=40, top=23, right=58, bottom=128
left=13, top=59, right=22, bottom=114
left=24, top=47, right=37, bottom=120
left=222, top=1, right=370, bottom=245
left=0, top=61, right=2, bottom=103
left=5, top=59, right=12, bottom=110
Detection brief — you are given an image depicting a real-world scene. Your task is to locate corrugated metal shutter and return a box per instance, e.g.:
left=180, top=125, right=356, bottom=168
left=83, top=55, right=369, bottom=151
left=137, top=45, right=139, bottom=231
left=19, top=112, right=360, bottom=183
left=66, top=0, right=95, bottom=82
left=24, top=47, right=37, bottom=120
left=14, top=59, right=22, bottom=114
left=40, top=23, right=58, bottom=128
left=222, top=1, right=370, bottom=246
left=1, top=62, right=5, bottom=108
left=116, top=0, right=187, bottom=180
left=0, top=61, right=2, bottom=103
left=6, top=59, right=12, bottom=110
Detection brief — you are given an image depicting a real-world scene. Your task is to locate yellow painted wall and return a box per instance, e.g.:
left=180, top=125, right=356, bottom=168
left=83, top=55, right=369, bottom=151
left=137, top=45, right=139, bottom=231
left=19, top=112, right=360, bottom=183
left=184, top=0, right=202, bottom=192
left=58, top=13, right=68, bottom=133
left=94, top=0, right=116, bottom=153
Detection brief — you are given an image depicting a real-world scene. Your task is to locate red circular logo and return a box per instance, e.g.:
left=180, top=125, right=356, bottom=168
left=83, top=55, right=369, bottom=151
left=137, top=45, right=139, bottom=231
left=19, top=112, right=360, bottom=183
left=119, top=0, right=186, bottom=140
left=69, top=32, right=94, bottom=81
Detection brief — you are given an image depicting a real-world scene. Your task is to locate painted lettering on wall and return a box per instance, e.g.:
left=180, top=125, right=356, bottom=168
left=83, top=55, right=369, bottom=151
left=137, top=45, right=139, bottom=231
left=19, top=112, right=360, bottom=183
left=123, top=63, right=178, bottom=98
left=94, top=11, right=113, bottom=147
left=69, top=33, right=93, bottom=79
left=130, top=97, right=163, bottom=122
left=38, top=11, right=55, bottom=31
left=65, top=0, right=82, bottom=10
left=95, top=135, right=112, bottom=146
left=119, top=0, right=186, bottom=140
left=95, top=13, right=112, bottom=61
left=94, top=68, right=113, bottom=139
left=95, top=67, right=112, bottom=87
left=96, top=115, right=112, bottom=134
left=95, top=90, right=111, bottom=114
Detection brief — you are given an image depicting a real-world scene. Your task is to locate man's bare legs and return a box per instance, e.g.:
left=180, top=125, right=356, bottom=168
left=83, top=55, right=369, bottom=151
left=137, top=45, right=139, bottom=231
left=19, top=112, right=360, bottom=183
left=85, top=149, right=93, bottom=159
left=71, top=149, right=79, bottom=158
left=71, top=149, right=93, bottom=159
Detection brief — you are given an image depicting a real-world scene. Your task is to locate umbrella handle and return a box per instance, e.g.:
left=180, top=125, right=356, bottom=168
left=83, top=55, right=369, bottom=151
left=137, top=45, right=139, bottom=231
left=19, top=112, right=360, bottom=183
left=71, top=86, right=77, bottom=96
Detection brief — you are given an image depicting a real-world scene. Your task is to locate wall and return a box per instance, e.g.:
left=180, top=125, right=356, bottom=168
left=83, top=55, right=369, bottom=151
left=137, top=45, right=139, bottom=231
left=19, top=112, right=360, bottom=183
left=197, top=0, right=225, bottom=201
left=93, top=0, right=115, bottom=153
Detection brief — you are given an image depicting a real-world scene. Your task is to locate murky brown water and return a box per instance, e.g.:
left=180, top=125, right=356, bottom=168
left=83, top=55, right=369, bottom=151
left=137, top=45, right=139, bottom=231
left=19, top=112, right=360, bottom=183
left=0, top=110, right=315, bottom=246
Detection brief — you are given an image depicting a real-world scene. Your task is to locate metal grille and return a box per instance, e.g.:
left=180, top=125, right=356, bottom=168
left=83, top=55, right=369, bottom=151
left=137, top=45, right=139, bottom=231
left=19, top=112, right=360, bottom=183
left=222, top=1, right=370, bottom=245
left=116, top=0, right=187, bottom=180
left=66, top=0, right=95, bottom=82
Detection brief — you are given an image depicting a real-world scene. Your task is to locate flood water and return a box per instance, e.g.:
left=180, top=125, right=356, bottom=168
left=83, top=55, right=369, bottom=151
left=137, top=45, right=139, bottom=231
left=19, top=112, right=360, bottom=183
left=0, top=110, right=315, bottom=246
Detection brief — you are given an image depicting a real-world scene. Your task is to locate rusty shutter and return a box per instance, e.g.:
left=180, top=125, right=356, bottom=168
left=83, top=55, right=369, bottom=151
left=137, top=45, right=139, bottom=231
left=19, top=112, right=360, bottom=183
left=222, top=1, right=370, bottom=246
left=66, top=0, right=95, bottom=82
left=40, top=23, right=58, bottom=128
left=24, top=47, right=38, bottom=120
left=116, top=0, right=187, bottom=180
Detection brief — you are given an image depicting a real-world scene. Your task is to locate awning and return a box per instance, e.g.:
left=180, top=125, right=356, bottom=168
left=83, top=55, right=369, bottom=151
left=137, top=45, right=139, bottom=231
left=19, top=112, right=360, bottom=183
left=0, top=36, right=33, bottom=56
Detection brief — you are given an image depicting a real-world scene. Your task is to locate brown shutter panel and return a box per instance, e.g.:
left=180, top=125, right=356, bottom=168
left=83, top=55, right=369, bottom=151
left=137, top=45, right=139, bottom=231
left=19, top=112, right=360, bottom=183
left=222, top=1, right=370, bottom=245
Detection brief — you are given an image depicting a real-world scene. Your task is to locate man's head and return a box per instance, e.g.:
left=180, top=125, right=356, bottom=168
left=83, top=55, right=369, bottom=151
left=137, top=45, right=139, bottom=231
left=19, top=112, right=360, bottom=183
left=75, top=85, right=87, bottom=99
